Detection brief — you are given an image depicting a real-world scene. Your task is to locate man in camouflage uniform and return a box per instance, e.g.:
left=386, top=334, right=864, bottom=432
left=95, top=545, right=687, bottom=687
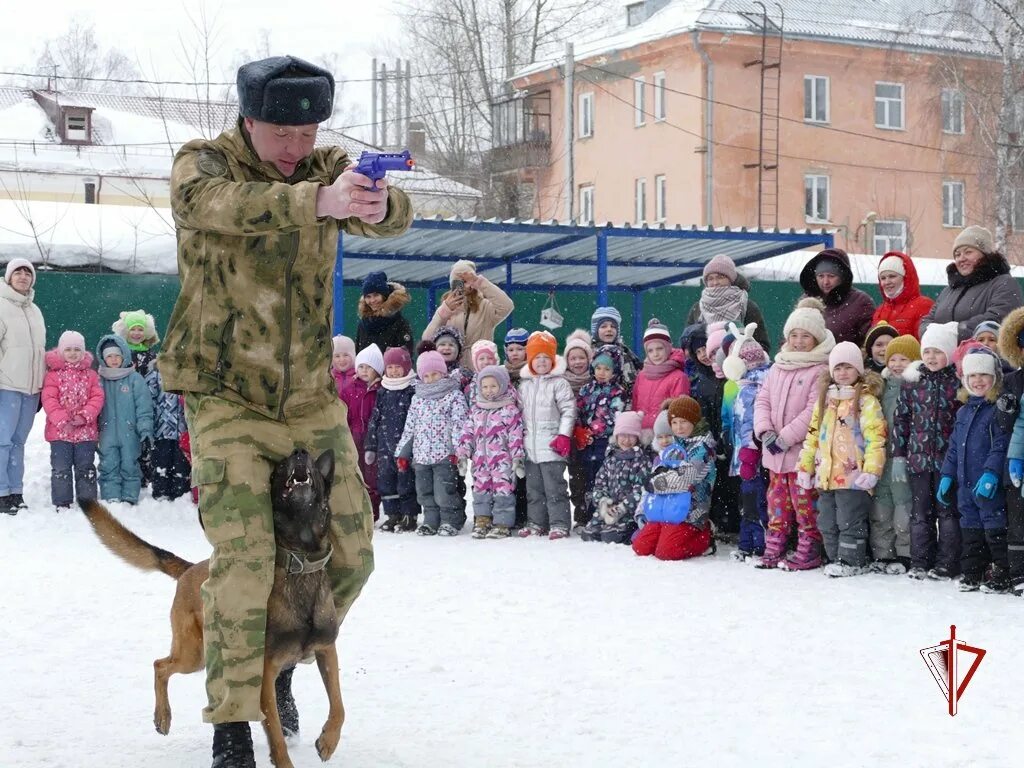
left=160, top=55, right=412, bottom=768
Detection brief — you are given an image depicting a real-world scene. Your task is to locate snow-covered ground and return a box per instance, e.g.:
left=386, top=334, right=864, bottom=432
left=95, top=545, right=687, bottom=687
left=2, top=417, right=1023, bottom=767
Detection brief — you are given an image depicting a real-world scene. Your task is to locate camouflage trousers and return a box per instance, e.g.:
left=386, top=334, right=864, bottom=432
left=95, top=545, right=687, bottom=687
left=184, top=393, right=374, bottom=724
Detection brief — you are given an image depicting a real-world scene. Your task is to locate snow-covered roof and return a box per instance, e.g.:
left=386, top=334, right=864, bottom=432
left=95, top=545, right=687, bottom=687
left=517, top=0, right=992, bottom=80
left=0, top=87, right=480, bottom=200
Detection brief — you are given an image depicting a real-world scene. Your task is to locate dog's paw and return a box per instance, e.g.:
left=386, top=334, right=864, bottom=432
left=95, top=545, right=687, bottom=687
left=316, top=726, right=341, bottom=761
left=153, top=709, right=170, bottom=736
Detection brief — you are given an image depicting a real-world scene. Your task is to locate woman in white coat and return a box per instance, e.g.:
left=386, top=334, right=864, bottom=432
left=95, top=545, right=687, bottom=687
left=0, top=258, right=46, bottom=514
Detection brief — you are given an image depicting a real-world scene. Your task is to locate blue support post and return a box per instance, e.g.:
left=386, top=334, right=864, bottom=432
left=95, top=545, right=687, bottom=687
left=596, top=231, right=608, bottom=306
left=428, top=285, right=437, bottom=320
left=333, top=233, right=345, bottom=335
left=632, top=290, right=643, bottom=353
left=505, top=260, right=514, bottom=331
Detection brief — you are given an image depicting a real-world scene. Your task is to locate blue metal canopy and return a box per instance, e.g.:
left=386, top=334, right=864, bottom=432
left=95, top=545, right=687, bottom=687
left=334, top=216, right=833, bottom=349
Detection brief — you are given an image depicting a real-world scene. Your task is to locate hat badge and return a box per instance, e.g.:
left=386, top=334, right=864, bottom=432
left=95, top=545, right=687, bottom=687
left=300, top=97, right=310, bottom=110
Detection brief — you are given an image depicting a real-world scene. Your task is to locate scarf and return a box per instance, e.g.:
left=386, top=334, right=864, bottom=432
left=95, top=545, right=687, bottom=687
left=476, top=392, right=516, bottom=410
left=948, top=254, right=1010, bottom=290
left=564, top=367, right=591, bottom=394
left=99, top=365, right=134, bottom=380
left=773, top=335, right=834, bottom=370
left=640, top=358, right=682, bottom=380
left=127, top=341, right=150, bottom=352
left=382, top=372, right=416, bottom=391
left=827, top=384, right=856, bottom=401
left=882, top=284, right=904, bottom=300
left=360, top=313, right=398, bottom=335
left=699, top=285, right=748, bottom=325
left=417, top=376, right=459, bottom=401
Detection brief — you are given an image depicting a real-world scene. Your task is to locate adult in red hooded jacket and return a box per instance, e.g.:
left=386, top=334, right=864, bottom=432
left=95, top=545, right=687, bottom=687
left=871, top=251, right=934, bottom=339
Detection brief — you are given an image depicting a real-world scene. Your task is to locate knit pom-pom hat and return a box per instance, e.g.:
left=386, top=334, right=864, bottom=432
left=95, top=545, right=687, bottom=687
left=613, top=410, right=644, bottom=438
left=470, top=339, right=499, bottom=372
left=783, top=297, right=828, bottom=344
left=642, top=318, right=672, bottom=351
left=383, top=346, right=413, bottom=376
left=884, top=335, right=921, bottom=364
left=416, top=350, right=448, bottom=379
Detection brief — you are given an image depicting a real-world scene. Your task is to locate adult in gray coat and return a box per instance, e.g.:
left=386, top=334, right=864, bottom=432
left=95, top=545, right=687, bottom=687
left=920, top=225, right=1024, bottom=342
left=685, top=254, right=771, bottom=350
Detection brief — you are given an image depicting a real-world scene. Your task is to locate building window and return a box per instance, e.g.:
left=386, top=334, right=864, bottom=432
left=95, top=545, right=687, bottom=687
left=83, top=181, right=96, bottom=204
left=635, top=177, right=647, bottom=223
left=873, top=220, right=907, bottom=255
left=875, top=82, right=904, bottom=130
left=804, top=174, right=829, bottom=222
left=803, top=75, right=829, bottom=123
left=1013, top=188, right=1024, bottom=230
left=579, top=184, right=594, bottom=224
left=634, top=77, right=646, bottom=127
left=578, top=92, right=594, bottom=138
left=626, top=1, right=645, bottom=26
left=653, top=72, right=666, bottom=120
left=942, top=89, right=965, bottom=134
left=943, top=181, right=965, bottom=227
left=655, top=174, right=666, bottom=222
left=65, top=113, right=87, bottom=140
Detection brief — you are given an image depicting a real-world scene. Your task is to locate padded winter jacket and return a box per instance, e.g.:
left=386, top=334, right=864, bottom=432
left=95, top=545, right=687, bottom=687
left=456, top=400, right=525, bottom=495
left=422, top=277, right=514, bottom=368
left=799, top=250, right=877, bottom=347
left=95, top=335, right=154, bottom=450
left=871, top=251, right=934, bottom=339
left=753, top=348, right=829, bottom=475
left=0, top=280, right=45, bottom=395
left=163, top=122, right=412, bottom=420
left=395, top=385, right=469, bottom=465
left=366, top=380, right=415, bottom=457
left=798, top=377, right=886, bottom=491
left=727, top=363, right=770, bottom=476
left=631, top=351, right=690, bottom=432
left=685, top=273, right=772, bottom=351
left=519, top=355, right=576, bottom=464
left=146, top=367, right=187, bottom=441
left=591, top=445, right=652, bottom=519
left=891, top=362, right=962, bottom=473
left=355, top=283, right=414, bottom=354
left=42, top=349, right=104, bottom=443
left=576, top=380, right=627, bottom=442
left=941, top=394, right=1008, bottom=515
left=341, top=377, right=378, bottom=451
left=920, top=252, right=1024, bottom=342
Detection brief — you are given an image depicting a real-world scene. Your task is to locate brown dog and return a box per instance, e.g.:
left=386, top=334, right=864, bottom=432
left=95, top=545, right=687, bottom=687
left=81, top=448, right=344, bottom=768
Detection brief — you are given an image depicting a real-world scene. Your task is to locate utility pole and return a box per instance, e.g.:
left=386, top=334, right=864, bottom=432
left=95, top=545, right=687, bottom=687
left=371, top=58, right=378, bottom=147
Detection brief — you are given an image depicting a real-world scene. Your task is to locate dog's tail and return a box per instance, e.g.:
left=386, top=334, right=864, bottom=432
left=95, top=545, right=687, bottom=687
left=79, top=499, right=194, bottom=580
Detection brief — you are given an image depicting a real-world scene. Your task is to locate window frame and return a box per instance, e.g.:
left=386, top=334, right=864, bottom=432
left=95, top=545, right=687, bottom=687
left=804, top=173, right=830, bottom=223
left=941, top=89, right=965, bottom=135
left=578, top=92, right=594, bottom=139
left=635, top=177, right=647, bottom=224
left=942, top=180, right=965, bottom=228
left=873, top=219, right=907, bottom=255
left=653, top=71, right=666, bottom=121
left=803, top=75, right=830, bottom=124
left=579, top=184, right=594, bottom=225
left=654, top=174, right=666, bottom=223
left=875, top=81, right=905, bottom=131
left=634, top=77, right=646, bottom=127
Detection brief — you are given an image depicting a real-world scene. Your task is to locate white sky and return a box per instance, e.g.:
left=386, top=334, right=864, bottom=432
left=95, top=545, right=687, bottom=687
left=0, top=0, right=404, bottom=141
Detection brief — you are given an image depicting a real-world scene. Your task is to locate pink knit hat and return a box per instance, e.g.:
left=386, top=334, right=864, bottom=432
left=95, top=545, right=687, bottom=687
left=417, top=350, right=448, bottom=379
left=703, top=254, right=738, bottom=284
left=470, top=339, right=499, bottom=372
left=828, top=341, right=865, bottom=376
left=332, top=335, right=355, bottom=358
left=613, top=410, right=644, bottom=438
left=57, top=330, right=85, bottom=353
left=705, top=322, right=728, bottom=357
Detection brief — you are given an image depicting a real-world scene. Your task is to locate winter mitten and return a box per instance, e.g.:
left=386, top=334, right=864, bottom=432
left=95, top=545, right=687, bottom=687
left=364, top=451, right=377, bottom=465
left=937, top=475, right=954, bottom=506
left=550, top=435, right=571, bottom=458
left=573, top=425, right=592, bottom=451
left=891, top=457, right=909, bottom=484
left=396, top=457, right=411, bottom=473
left=1010, top=458, right=1024, bottom=488
left=796, top=471, right=814, bottom=490
left=70, top=413, right=86, bottom=427
left=448, top=454, right=459, bottom=465
left=852, top=472, right=878, bottom=491
left=773, top=435, right=788, bottom=452
left=513, top=458, right=526, bottom=479
left=973, top=471, right=999, bottom=501
left=760, top=431, right=778, bottom=450
left=598, top=498, right=617, bottom=525
left=457, top=457, right=469, bottom=476
left=738, top=447, right=760, bottom=481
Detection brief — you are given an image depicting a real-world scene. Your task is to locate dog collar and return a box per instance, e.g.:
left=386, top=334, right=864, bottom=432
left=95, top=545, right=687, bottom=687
left=276, top=545, right=334, bottom=575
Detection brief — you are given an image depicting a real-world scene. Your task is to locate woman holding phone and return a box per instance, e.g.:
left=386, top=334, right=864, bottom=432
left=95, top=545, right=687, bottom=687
left=423, top=259, right=515, bottom=368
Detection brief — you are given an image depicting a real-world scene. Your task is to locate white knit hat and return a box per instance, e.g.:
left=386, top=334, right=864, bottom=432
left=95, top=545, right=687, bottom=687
left=332, top=335, right=355, bottom=358
left=877, top=254, right=905, bottom=277
left=450, top=259, right=476, bottom=286
left=783, top=297, right=829, bottom=343
left=961, top=348, right=999, bottom=383
left=355, top=343, right=384, bottom=375
left=920, top=321, right=959, bottom=361
left=5, top=258, right=35, bottom=286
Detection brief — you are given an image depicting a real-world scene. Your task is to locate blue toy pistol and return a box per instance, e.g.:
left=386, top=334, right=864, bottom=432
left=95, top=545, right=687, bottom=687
left=355, top=150, right=415, bottom=190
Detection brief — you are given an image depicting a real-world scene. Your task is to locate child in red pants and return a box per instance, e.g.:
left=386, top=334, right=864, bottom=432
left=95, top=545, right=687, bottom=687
left=633, top=396, right=717, bottom=560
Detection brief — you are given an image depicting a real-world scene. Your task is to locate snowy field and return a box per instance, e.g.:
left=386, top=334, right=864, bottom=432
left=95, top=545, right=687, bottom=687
left=2, top=417, right=1024, bottom=768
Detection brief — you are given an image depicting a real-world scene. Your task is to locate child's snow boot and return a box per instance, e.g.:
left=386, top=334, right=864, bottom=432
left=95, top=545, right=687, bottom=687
left=380, top=515, right=401, bottom=533
left=780, top=534, right=821, bottom=571
left=471, top=516, right=492, bottom=539
left=755, top=530, right=787, bottom=569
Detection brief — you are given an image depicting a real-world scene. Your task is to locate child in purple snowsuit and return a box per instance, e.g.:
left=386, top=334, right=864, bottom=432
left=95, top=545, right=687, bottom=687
left=456, top=365, right=525, bottom=539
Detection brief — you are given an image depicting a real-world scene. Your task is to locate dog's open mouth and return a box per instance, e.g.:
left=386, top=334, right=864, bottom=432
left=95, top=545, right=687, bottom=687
left=286, top=466, right=312, bottom=489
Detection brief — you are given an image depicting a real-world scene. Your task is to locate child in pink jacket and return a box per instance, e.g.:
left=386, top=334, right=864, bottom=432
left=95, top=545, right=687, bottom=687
left=632, top=318, right=689, bottom=443
left=41, top=331, right=104, bottom=508
left=752, top=298, right=835, bottom=570
left=331, top=334, right=356, bottom=400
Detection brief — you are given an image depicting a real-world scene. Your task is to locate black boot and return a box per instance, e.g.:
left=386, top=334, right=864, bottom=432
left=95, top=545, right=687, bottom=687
left=211, top=721, right=255, bottom=768
left=11, top=493, right=26, bottom=510
left=0, top=495, right=16, bottom=515
left=275, top=666, right=299, bottom=739
left=982, top=528, right=1011, bottom=593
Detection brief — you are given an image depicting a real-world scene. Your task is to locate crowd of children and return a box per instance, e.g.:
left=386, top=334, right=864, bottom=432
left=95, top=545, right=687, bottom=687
left=327, top=277, right=1024, bottom=600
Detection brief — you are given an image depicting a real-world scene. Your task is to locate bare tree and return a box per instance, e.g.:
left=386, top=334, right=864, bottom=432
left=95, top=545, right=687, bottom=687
left=34, top=17, right=140, bottom=93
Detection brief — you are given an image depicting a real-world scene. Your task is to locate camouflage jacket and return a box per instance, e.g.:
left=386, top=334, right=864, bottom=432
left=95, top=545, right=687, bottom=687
left=160, top=121, right=413, bottom=419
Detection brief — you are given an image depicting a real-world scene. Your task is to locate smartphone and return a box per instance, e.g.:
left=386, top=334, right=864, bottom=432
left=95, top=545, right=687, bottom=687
left=451, top=279, right=465, bottom=297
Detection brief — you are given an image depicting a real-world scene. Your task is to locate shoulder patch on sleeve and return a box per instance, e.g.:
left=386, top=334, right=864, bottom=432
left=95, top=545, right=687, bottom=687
left=997, top=392, right=1018, bottom=413
left=196, top=150, right=229, bottom=177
